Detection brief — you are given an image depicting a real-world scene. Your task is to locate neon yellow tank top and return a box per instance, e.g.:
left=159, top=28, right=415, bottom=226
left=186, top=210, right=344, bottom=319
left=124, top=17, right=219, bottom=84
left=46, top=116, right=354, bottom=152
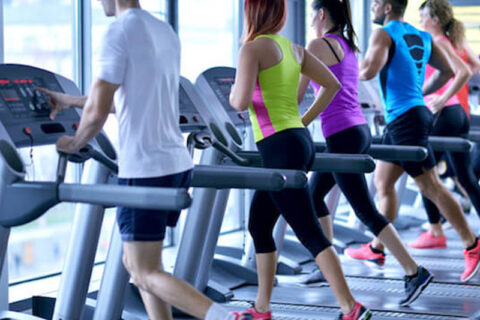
left=248, top=34, right=304, bottom=142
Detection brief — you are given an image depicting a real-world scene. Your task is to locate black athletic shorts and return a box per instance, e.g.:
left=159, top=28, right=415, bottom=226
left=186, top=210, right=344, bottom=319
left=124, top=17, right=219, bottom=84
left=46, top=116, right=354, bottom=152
left=116, top=169, right=192, bottom=242
left=382, top=106, right=436, bottom=177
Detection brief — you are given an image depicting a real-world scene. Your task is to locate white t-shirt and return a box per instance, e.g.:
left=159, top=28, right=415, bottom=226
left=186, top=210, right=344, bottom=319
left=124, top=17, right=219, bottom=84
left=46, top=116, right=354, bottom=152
left=96, top=9, right=193, bottom=179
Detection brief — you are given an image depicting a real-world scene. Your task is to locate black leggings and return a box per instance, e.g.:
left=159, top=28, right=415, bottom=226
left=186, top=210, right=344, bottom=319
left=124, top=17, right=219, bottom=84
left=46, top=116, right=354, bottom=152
left=310, top=125, right=389, bottom=236
left=249, top=128, right=331, bottom=257
left=423, top=105, right=480, bottom=223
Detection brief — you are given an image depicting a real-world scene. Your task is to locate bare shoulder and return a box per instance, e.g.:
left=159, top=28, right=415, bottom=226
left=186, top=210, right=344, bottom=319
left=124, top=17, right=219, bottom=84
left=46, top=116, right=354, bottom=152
left=370, top=28, right=391, bottom=46
left=306, top=38, right=328, bottom=54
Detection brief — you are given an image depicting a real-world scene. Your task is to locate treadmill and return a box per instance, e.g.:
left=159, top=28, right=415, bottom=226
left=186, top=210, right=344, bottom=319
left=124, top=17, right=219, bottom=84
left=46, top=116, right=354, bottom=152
left=191, top=66, right=480, bottom=319
left=0, top=64, right=192, bottom=320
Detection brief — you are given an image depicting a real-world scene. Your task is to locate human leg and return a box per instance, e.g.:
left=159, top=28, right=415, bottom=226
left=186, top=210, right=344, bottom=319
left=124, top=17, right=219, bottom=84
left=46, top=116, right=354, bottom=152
left=415, top=169, right=476, bottom=248
left=122, top=241, right=216, bottom=319
left=309, top=170, right=336, bottom=242
left=370, top=161, right=405, bottom=251
left=248, top=190, right=281, bottom=314
left=256, top=128, right=364, bottom=315
left=415, top=169, right=480, bottom=281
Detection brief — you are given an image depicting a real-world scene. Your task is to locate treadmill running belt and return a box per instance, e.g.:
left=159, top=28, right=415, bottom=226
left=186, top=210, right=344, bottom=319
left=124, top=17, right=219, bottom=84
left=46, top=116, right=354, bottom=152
left=233, top=277, right=480, bottom=318
left=222, top=301, right=468, bottom=319
left=300, top=255, right=480, bottom=285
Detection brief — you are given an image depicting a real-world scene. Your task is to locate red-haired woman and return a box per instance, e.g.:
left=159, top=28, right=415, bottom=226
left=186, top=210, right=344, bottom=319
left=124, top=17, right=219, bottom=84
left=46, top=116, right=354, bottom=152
left=229, top=0, right=371, bottom=319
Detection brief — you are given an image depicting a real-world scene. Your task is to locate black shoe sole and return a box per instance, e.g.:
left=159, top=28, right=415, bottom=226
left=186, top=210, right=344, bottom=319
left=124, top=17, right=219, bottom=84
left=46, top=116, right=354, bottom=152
left=399, top=273, right=434, bottom=307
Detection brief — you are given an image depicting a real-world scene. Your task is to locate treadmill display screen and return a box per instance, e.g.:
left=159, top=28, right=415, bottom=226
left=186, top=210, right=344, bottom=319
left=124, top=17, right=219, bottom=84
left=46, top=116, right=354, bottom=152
left=215, top=77, right=234, bottom=97
left=0, top=88, right=20, bottom=102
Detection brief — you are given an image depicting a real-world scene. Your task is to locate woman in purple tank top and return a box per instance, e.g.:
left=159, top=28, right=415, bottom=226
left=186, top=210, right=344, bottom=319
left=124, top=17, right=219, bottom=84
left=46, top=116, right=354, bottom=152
left=297, top=1, right=431, bottom=304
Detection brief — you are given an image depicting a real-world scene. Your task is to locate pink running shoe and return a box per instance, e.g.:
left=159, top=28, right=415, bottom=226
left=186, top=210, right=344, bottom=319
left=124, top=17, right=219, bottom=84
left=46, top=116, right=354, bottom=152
left=461, top=238, right=480, bottom=282
left=345, top=243, right=385, bottom=267
left=232, top=307, right=272, bottom=320
left=408, top=231, right=447, bottom=249
left=337, top=302, right=372, bottom=320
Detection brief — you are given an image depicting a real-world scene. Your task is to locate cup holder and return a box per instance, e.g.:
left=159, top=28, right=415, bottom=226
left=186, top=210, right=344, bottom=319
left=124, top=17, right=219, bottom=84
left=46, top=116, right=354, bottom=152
left=208, top=123, right=228, bottom=147
left=0, top=140, right=25, bottom=174
left=225, top=122, right=243, bottom=147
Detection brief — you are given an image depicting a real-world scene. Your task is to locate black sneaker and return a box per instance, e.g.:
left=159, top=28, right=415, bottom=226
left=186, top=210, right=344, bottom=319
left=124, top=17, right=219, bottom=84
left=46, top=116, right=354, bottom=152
left=302, top=268, right=326, bottom=284
left=399, top=265, right=433, bottom=306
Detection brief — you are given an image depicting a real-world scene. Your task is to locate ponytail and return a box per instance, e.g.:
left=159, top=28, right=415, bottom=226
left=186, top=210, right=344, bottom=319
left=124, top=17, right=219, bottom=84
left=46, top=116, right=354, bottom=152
left=340, top=0, right=359, bottom=52
left=423, top=0, right=465, bottom=50
left=312, top=0, right=359, bottom=52
left=445, top=18, right=465, bottom=50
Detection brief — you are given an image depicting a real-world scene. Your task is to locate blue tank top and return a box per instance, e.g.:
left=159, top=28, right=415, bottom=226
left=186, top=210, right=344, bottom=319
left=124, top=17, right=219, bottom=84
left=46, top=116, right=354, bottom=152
left=378, top=20, right=432, bottom=124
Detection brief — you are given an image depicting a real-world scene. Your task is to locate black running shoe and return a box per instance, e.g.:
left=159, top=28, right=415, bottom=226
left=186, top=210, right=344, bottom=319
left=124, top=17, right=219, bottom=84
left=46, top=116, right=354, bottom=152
left=399, top=265, right=433, bottom=306
left=303, top=268, right=326, bottom=284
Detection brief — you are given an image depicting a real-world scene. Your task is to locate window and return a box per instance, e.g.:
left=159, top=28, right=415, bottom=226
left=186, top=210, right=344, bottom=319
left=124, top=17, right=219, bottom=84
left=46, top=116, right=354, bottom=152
left=179, top=0, right=242, bottom=233
left=3, top=0, right=78, bottom=284
left=3, top=0, right=170, bottom=289
left=179, top=0, right=238, bottom=81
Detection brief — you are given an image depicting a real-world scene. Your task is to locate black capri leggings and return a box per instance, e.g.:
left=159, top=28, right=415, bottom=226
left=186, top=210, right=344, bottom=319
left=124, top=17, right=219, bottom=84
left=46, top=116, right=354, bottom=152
left=249, top=128, right=331, bottom=257
left=423, top=105, right=480, bottom=223
left=310, top=124, right=389, bottom=236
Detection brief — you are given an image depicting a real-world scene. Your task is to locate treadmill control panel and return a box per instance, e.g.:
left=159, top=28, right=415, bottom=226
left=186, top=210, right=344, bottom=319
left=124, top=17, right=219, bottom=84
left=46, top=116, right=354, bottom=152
left=198, top=67, right=250, bottom=127
left=179, top=78, right=208, bottom=133
left=0, top=78, right=53, bottom=118
left=0, top=64, right=80, bottom=147
left=200, top=67, right=318, bottom=126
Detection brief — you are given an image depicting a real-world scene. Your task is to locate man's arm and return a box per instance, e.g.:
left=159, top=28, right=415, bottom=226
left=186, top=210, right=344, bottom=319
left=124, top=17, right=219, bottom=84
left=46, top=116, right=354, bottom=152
left=56, top=79, right=118, bottom=154
left=422, top=41, right=455, bottom=96
left=359, top=29, right=392, bottom=80
left=36, top=88, right=88, bottom=120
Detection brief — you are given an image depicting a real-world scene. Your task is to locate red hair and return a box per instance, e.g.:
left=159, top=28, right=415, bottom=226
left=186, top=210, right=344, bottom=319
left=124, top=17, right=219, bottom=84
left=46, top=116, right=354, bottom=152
left=244, top=0, right=287, bottom=42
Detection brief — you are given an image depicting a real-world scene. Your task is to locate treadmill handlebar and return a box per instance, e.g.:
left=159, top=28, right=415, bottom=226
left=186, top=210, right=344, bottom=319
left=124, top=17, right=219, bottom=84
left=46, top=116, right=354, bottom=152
left=310, top=153, right=375, bottom=173
left=192, top=165, right=307, bottom=190
left=237, top=151, right=375, bottom=173
left=56, top=154, right=68, bottom=184
left=211, top=139, right=250, bottom=166
left=314, top=143, right=428, bottom=161
left=372, top=136, right=472, bottom=152
left=58, top=184, right=192, bottom=211
left=57, top=144, right=119, bottom=179
left=0, top=183, right=192, bottom=227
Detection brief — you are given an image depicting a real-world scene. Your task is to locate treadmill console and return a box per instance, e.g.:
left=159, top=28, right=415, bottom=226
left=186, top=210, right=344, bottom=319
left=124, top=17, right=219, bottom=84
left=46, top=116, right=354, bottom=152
left=179, top=81, right=208, bottom=132
left=0, top=64, right=80, bottom=148
left=196, top=67, right=250, bottom=127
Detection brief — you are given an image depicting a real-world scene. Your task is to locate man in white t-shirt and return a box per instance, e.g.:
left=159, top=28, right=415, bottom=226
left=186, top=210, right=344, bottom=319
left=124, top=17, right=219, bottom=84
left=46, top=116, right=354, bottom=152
left=38, top=0, right=245, bottom=319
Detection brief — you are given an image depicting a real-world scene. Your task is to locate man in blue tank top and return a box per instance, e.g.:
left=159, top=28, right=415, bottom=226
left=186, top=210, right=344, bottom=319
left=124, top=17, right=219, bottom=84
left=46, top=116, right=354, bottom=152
left=346, top=0, right=480, bottom=286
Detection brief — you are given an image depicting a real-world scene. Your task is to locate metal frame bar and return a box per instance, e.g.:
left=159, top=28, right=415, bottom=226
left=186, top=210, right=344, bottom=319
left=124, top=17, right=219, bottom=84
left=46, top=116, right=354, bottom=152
left=167, top=0, right=178, bottom=31
left=75, top=0, right=93, bottom=94
left=0, top=2, right=4, bottom=64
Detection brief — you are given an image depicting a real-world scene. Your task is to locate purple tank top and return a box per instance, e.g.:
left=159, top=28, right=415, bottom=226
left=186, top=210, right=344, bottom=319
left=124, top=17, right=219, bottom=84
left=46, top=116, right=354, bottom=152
left=310, top=34, right=366, bottom=138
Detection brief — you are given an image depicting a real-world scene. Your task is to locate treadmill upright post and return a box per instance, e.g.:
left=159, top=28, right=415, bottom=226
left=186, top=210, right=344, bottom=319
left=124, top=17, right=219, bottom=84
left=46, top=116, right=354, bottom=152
left=52, top=160, right=110, bottom=320
left=0, top=229, right=8, bottom=311
left=174, top=146, right=224, bottom=289
left=92, top=226, right=129, bottom=320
